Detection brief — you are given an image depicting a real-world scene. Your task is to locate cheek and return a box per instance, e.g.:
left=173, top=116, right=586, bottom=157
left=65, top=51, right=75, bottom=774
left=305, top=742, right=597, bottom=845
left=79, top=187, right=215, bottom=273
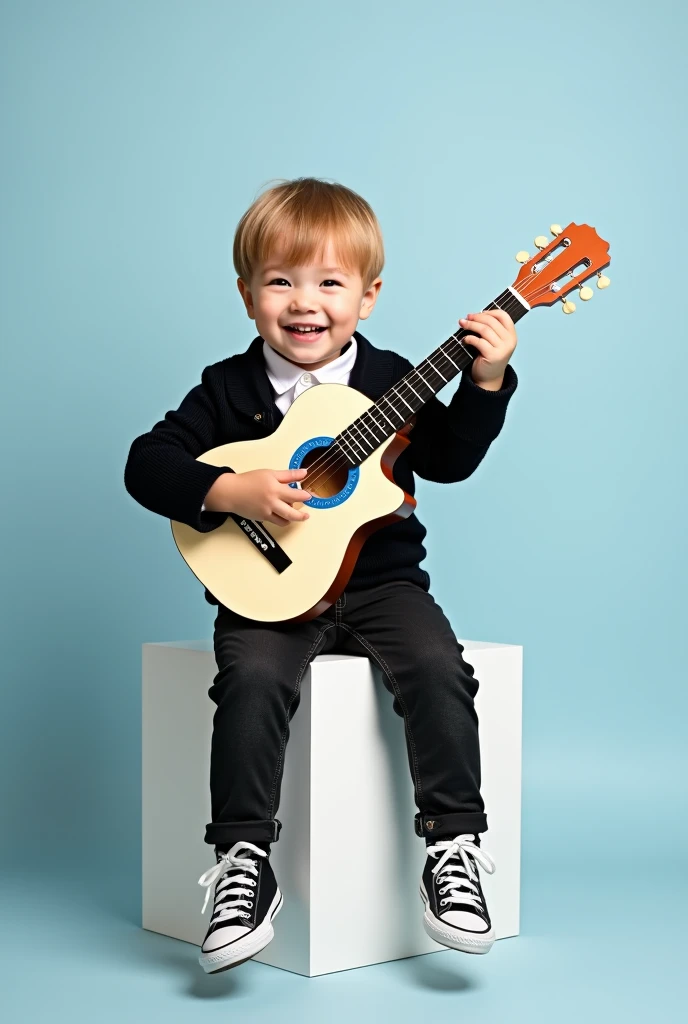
left=256, top=294, right=283, bottom=320
left=328, top=295, right=360, bottom=321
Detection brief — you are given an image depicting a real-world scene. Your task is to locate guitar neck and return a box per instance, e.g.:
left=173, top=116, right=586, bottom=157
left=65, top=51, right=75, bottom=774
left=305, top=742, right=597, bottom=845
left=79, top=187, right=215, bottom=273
left=335, top=286, right=530, bottom=466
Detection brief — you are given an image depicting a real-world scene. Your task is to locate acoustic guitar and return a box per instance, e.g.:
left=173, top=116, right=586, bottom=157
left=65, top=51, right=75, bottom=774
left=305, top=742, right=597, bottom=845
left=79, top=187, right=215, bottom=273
left=171, top=222, right=610, bottom=622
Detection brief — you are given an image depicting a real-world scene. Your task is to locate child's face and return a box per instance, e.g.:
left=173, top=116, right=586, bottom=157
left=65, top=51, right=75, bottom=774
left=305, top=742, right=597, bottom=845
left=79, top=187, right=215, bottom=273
left=237, top=239, right=382, bottom=371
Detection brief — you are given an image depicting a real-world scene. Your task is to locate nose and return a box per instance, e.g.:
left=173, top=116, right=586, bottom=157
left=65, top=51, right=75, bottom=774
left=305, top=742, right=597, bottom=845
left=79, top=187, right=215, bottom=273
left=289, top=289, right=318, bottom=312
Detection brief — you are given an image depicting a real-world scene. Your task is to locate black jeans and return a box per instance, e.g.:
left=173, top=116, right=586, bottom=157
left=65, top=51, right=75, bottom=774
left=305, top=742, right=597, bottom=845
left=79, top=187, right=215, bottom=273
left=205, top=580, right=488, bottom=848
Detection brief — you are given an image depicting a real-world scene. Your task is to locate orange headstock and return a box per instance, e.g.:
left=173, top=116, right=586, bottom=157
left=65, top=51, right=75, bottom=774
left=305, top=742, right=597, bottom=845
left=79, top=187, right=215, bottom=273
left=511, top=223, right=610, bottom=310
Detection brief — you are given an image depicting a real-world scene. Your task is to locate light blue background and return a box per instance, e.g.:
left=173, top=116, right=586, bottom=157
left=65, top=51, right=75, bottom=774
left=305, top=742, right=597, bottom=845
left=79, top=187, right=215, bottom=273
left=1, top=0, right=686, bottom=1019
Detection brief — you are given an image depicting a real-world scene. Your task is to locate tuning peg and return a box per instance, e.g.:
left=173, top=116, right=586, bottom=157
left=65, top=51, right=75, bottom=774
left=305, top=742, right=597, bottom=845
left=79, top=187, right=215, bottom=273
left=515, top=250, right=530, bottom=263
left=579, top=285, right=594, bottom=301
left=550, top=224, right=563, bottom=236
left=534, top=235, right=549, bottom=249
left=597, top=272, right=610, bottom=289
left=562, top=297, right=576, bottom=314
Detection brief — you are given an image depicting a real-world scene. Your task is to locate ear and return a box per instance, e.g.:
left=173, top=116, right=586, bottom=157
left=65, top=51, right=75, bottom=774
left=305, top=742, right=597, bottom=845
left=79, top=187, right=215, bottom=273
left=237, top=277, right=255, bottom=320
left=359, top=277, right=382, bottom=320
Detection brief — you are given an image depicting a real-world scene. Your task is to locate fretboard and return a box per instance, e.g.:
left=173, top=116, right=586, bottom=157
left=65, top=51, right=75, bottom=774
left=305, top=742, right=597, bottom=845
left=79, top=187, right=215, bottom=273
left=334, top=286, right=529, bottom=466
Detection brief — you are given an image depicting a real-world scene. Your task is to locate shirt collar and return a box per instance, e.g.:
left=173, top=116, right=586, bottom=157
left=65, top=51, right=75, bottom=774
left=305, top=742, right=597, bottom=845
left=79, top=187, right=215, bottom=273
left=262, top=336, right=358, bottom=396
left=223, top=332, right=395, bottom=423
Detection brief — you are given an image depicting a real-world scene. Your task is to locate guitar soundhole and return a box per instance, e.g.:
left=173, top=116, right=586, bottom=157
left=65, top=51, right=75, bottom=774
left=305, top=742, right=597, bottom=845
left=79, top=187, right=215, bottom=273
left=301, top=444, right=349, bottom=499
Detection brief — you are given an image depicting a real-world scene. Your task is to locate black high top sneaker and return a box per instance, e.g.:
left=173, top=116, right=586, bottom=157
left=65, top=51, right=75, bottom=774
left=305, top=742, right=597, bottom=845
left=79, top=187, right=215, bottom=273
left=419, top=833, right=496, bottom=955
left=197, top=840, right=283, bottom=974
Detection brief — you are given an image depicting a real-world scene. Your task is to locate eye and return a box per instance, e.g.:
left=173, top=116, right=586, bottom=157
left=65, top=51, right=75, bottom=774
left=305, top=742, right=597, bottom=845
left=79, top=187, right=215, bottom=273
left=268, top=278, right=290, bottom=286
left=321, top=279, right=342, bottom=287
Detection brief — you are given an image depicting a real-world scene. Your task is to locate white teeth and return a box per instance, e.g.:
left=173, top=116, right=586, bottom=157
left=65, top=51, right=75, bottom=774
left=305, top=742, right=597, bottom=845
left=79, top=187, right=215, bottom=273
left=288, top=326, right=323, bottom=333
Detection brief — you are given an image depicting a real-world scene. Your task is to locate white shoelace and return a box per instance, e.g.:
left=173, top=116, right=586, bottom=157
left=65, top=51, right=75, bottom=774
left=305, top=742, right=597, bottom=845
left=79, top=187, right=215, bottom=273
left=198, top=840, right=268, bottom=921
left=428, top=833, right=496, bottom=913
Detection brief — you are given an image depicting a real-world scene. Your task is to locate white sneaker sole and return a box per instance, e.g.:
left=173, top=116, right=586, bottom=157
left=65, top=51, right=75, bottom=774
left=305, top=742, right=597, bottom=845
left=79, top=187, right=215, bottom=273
left=419, top=882, right=495, bottom=955
left=199, top=889, right=284, bottom=974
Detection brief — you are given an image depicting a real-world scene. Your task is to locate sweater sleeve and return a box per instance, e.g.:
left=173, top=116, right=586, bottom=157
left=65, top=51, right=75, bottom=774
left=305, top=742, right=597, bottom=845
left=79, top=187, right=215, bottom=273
left=401, top=358, right=518, bottom=483
left=124, top=364, right=235, bottom=533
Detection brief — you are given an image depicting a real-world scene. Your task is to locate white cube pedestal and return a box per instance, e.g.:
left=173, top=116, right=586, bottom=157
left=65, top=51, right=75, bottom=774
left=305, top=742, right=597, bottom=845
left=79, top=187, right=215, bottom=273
left=142, top=640, right=522, bottom=977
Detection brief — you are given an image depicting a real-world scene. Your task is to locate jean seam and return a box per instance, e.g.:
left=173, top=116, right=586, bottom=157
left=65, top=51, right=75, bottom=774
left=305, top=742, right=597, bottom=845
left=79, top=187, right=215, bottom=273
left=266, top=623, right=334, bottom=820
left=338, top=623, right=425, bottom=809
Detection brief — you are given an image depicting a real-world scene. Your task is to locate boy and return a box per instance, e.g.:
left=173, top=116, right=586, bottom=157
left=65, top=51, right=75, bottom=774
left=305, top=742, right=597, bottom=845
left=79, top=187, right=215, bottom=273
left=124, top=177, right=518, bottom=975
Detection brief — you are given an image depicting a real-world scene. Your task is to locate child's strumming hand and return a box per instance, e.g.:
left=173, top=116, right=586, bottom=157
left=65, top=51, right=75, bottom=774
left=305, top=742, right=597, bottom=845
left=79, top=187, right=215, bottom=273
left=458, top=310, right=517, bottom=391
left=204, top=468, right=312, bottom=527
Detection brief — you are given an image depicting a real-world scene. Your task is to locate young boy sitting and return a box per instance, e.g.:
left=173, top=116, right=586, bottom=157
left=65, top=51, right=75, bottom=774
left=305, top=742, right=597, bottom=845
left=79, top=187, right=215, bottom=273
left=125, top=176, right=518, bottom=974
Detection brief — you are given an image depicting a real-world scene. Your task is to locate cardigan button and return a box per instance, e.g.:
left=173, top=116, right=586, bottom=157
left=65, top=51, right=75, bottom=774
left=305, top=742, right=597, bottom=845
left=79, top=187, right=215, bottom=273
left=253, top=412, right=263, bottom=421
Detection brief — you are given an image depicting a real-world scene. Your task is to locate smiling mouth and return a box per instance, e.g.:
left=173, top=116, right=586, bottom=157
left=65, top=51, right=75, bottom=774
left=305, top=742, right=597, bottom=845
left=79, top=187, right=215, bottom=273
left=282, top=326, right=327, bottom=337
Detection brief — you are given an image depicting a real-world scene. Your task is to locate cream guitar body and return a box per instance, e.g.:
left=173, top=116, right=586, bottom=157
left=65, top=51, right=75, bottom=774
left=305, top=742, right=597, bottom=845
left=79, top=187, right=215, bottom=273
left=171, top=382, right=415, bottom=623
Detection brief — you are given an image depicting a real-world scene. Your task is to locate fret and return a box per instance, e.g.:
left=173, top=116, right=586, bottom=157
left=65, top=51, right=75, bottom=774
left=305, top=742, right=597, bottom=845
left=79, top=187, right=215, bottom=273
left=412, top=368, right=435, bottom=393
left=337, top=441, right=356, bottom=465
left=359, top=416, right=384, bottom=445
left=419, top=361, right=445, bottom=390
left=345, top=430, right=369, bottom=457
left=433, top=347, right=457, bottom=374
left=390, top=385, right=415, bottom=412
left=350, top=425, right=374, bottom=451
left=440, top=346, right=460, bottom=371
left=379, top=397, right=405, bottom=426
left=426, top=357, right=447, bottom=383
left=375, top=405, right=397, bottom=429
left=402, top=374, right=432, bottom=407
left=363, top=411, right=388, bottom=440
left=337, top=436, right=357, bottom=463
left=445, top=333, right=474, bottom=364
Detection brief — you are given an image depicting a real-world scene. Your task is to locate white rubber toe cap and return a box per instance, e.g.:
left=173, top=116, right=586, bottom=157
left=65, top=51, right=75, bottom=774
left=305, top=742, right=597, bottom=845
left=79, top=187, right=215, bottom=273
left=441, top=910, right=490, bottom=932
left=202, top=923, right=251, bottom=951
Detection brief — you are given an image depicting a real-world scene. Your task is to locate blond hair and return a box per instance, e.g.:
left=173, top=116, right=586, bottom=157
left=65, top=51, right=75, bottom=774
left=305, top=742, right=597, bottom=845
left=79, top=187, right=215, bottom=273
left=233, top=177, right=384, bottom=290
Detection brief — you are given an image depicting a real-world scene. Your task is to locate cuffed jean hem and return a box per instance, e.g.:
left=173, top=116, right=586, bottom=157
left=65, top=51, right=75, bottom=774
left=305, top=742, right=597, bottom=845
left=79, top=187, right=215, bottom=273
left=414, top=811, right=488, bottom=839
left=204, top=818, right=282, bottom=846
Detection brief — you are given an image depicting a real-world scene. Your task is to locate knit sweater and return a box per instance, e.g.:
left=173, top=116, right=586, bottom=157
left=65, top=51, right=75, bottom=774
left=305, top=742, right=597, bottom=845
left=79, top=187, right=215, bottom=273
left=124, top=331, right=518, bottom=606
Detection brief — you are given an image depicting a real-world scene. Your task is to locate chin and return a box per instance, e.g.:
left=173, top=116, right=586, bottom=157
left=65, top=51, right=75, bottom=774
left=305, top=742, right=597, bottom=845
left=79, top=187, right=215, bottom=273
left=268, top=332, right=349, bottom=366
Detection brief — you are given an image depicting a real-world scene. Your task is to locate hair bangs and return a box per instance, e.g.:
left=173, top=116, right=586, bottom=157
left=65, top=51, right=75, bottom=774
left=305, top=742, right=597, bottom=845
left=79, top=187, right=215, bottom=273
left=233, top=178, right=384, bottom=289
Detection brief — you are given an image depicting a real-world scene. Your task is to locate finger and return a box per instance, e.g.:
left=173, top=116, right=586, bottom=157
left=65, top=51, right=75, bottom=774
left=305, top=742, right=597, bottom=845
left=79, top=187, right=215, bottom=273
left=461, top=313, right=507, bottom=343
left=273, top=467, right=308, bottom=482
left=264, top=513, right=292, bottom=527
left=461, top=333, right=493, bottom=358
left=274, top=499, right=309, bottom=522
left=279, top=485, right=311, bottom=503
left=463, top=311, right=510, bottom=330
left=477, top=308, right=514, bottom=330
left=459, top=319, right=499, bottom=348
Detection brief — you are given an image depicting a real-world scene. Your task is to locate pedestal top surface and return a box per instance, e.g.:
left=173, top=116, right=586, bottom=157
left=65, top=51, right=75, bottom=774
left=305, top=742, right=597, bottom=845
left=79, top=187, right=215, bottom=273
left=145, top=639, right=520, bottom=654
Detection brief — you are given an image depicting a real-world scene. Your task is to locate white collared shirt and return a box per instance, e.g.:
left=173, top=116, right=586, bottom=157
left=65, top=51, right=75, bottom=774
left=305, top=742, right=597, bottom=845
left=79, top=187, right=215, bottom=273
left=262, top=335, right=357, bottom=414
left=201, top=336, right=357, bottom=512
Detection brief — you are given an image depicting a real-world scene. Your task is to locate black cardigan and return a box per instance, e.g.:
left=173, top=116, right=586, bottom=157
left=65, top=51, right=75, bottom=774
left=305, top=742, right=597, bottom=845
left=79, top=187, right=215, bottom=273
left=124, top=331, right=518, bottom=605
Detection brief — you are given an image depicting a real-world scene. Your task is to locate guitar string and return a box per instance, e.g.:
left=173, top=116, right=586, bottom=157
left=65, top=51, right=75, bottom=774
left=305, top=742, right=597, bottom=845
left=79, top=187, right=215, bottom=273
left=294, top=288, right=527, bottom=498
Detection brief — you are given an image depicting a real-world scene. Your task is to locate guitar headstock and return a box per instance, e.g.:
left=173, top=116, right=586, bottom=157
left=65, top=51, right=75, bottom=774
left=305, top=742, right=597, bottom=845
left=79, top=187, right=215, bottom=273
left=512, top=223, right=610, bottom=313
